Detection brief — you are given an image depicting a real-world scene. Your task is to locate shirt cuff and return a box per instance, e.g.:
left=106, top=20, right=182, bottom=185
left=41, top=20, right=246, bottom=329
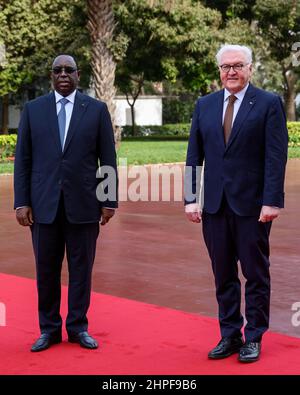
left=185, top=203, right=201, bottom=213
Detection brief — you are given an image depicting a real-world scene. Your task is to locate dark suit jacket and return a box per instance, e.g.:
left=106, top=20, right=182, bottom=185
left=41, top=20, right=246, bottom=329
left=185, top=84, right=288, bottom=216
left=14, top=90, right=118, bottom=224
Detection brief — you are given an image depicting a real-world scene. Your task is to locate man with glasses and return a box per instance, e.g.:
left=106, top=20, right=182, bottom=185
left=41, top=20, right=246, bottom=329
left=14, top=54, right=118, bottom=352
left=185, top=45, right=288, bottom=362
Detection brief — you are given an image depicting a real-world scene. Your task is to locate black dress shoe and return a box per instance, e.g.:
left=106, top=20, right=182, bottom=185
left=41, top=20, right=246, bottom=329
left=208, top=337, right=244, bottom=359
left=31, top=333, right=62, bottom=352
left=238, top=342, right=261, bottom=363
left=68, top=331, right=98, bottom=349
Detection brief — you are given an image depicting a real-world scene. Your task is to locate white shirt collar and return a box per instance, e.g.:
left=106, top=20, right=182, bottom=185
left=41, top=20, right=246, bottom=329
left=54, top=89, right=76, bottom=104
left=224, top=83, right=249, bottom=102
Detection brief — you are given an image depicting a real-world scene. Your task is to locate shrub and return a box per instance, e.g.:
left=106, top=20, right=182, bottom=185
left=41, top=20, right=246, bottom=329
left=122, top=124, right=190, bottom=138
left=0, top=134, right=17, bottom=161
left=122, top=122, right=300, bottom=145
left=287, top=122, right=300, bottom=147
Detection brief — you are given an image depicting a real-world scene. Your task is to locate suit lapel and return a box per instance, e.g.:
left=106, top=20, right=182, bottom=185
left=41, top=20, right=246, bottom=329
left=48, top=92, right=62, bottom=154
left=213, top=90, right=226, bottom=149
left=63, top=91, right=89, bottom=154
left=225, top=84, right=256, bottom=151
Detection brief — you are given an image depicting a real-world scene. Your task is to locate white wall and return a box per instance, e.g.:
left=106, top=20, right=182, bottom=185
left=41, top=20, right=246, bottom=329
left=8, top=105, right=21, bottom=129
left=115, top=96, right=162, bottom=126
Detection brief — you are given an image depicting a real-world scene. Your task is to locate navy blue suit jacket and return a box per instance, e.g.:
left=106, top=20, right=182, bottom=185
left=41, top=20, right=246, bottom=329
left=185, top=84, right=288, bottom=216
left=14, top=90, right=118, bottom=224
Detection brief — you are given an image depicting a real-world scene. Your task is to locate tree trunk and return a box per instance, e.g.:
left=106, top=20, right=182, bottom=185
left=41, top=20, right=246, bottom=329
left=87, top=0, right=121, bottom=146
left=129, top=104, right=135, bottom=136
left=1, top=95, right=9, bottom=134
left=283, top=69, right=297, bottom=121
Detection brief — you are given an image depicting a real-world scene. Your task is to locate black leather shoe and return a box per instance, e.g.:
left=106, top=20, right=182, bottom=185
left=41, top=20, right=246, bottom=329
left=238, top=342, right=261, bottom=362
left=208, top=337, right=244, bottom=359
left=68, top=331, right=98, bottom=349
left=31, top=333, right=62, bottom=352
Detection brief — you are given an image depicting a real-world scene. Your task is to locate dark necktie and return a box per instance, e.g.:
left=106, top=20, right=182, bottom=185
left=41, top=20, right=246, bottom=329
left=223, top=94, right=237, bottom=144
left=58, top=98, right=69, bottom=149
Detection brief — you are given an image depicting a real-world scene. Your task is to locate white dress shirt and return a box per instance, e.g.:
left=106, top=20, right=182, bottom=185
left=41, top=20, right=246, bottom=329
left=222, top=83, right=249, bottom=126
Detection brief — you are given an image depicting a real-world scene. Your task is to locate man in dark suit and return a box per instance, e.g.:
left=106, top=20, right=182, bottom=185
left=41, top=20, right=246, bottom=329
left=14, top=54, right=118, bottom=352
left=185, top=44, right=288, bottom=362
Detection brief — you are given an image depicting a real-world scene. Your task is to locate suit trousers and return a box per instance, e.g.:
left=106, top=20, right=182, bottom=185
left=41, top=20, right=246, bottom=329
left=30, top=194, right=99, bottom=336
left=202, top=195, right=272, bottom=342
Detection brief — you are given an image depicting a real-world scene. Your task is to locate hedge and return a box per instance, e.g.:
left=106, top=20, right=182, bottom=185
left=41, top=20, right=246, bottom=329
left=122, top=124, right=191, bottom=137
left=1, top=122, right=300, bottom=161
left=287, top=122, right=300, bottom=147
left=0, top=134, right=17, bottom=161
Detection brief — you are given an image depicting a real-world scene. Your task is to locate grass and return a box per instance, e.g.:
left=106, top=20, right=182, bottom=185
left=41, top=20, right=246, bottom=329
left=117, top=140, right=188, bottom=165
left=287, top=147, right=300, bottom=158
left=0, top=162, right=14, bottom=174
left=1, top=144, right=299, bottom=173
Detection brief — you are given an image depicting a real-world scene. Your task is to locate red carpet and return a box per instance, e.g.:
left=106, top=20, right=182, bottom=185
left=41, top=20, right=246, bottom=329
left=0, top=272, right=300, bottom=375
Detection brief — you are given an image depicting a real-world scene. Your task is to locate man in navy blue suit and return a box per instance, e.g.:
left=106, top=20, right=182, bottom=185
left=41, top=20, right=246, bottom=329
left=14, top=54, right=118, bottom=352
left=185, top=45, right=288, bottom=362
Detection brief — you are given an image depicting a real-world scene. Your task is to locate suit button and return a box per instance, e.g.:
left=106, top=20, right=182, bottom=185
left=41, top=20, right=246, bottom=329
left=58, top=180, right=62, bottom=185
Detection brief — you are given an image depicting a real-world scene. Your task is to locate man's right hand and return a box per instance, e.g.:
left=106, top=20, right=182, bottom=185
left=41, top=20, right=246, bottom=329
left=185, top=203, right=202, bottom=223
left=16, top=207, right=34, bottom=226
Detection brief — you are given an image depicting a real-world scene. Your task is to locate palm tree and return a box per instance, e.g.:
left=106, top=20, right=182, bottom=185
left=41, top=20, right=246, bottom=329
left=87, top=0, right=120, bottom=143
left=86, top=0, right=176, bottom=144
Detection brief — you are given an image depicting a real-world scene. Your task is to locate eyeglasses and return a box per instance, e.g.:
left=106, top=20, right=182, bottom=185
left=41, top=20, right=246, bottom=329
left=219, top=63, right=248, bottom=73
left=52, top=66, right=77, bottom=75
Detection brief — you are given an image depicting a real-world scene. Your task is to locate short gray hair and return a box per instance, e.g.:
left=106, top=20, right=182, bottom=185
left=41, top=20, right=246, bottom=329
left=216, top=44, right=252, bottom=65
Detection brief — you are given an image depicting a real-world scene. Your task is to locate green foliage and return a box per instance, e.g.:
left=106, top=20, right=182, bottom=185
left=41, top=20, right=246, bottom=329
left=0, top=162, right=14, bottom=174
left=202, top=0, right=256, bottom=22
left=117, top=139, right=188, bottom=165
left=114, top=0, right=222, bottom=95
left=122, top=121, right=300, bottom=146
left=121, top=123, right=190, bottom=138
left=288, top=122, right=300, bottom=147
left=0, top=134, right=17, bottom=160
left=0, top=0, right=90, bottom=96
left=253, top=0, right=300, bottom=62
left=1, top=120, right=299, bottom=162
left=162, top=96, right=195, bottom=124
left=201, top=0, right=300, bottom=119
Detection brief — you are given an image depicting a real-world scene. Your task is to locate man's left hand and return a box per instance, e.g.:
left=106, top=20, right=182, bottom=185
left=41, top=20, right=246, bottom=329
left=259, top=206, right=281, bottom=223
left=100, top=208, right=115, bottom=225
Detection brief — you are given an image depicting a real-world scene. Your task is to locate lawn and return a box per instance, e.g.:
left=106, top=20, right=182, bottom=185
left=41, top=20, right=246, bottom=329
left=0, top=143, right=299, bottom=173
left=117, top=140, right=300, bottom=165
left=117, top=140, right=188, bottom=165
left=288, top=147, right=300, bottom=158
left=0, top=162, right=14, bottom=174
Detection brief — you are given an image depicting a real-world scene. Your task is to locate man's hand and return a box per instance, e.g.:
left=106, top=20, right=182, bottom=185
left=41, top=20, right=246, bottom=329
left=100, top=208, right=115, bottom=225
left=16, top=207, right=34, bottom=226
left=185, top=203, right=202, bottom=223
left=259, top=205, right=281, bottom=223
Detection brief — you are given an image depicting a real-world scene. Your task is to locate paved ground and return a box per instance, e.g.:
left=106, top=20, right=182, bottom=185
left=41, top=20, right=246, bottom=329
left=0, top=160, right=299, bottom=338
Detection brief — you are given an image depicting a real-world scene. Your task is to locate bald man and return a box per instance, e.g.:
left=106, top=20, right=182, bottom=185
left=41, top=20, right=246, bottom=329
left=14, top=55, right=118, bottom=352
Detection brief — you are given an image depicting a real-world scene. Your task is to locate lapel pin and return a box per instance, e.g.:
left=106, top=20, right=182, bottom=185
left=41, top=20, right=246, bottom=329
left=249, top=101, right=253, bottom=105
